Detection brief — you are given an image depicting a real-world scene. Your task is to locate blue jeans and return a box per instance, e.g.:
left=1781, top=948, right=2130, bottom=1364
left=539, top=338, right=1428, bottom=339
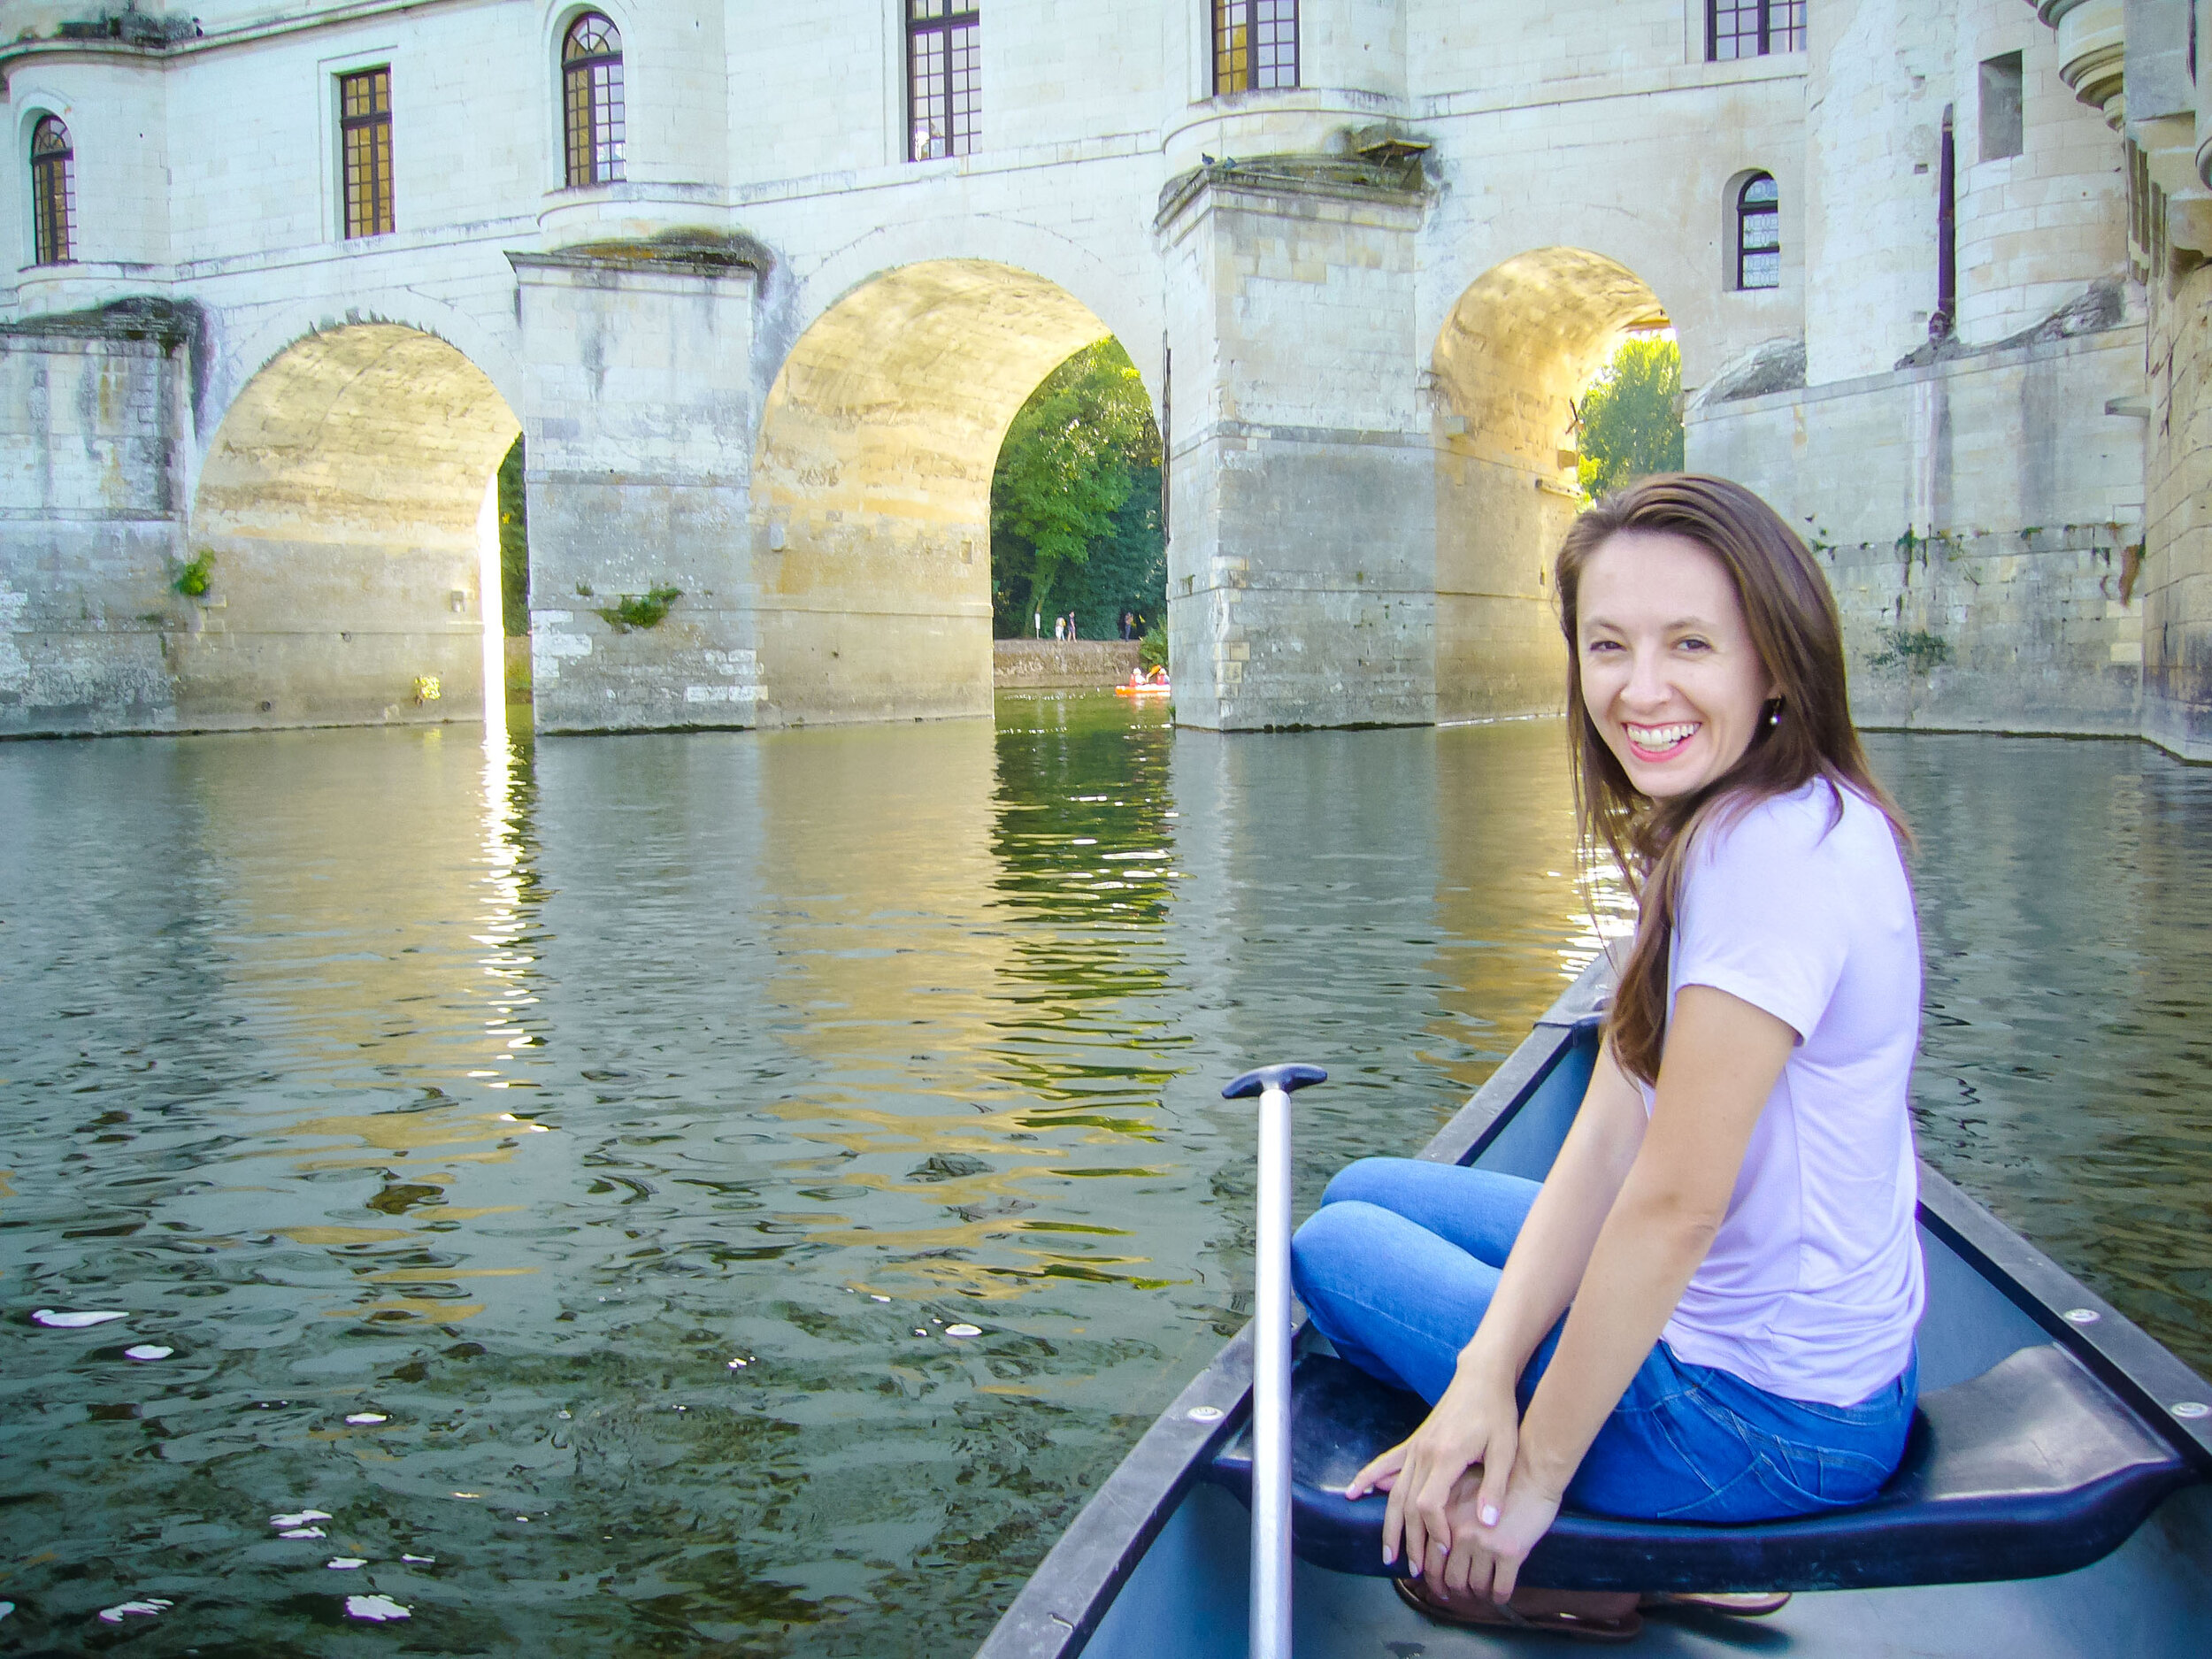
left=1289, top=1157, right=1918, bottom=1523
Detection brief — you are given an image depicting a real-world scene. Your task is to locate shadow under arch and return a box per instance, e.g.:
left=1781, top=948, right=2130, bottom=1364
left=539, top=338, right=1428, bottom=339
left=1431, top=246, right=1671, bottom=724
left=749, top=258, right=1125, bottom=726
left=182, top=323, right=521, bottom=729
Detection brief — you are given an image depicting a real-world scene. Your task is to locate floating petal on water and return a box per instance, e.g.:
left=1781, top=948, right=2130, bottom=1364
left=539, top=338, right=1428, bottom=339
left=271, top=1510, right=332, bottom=1527
left=344, top=1413, right=388, bottom=1425
left=945, top=1324, right=983, bottom=1338
left=326, top=1558, right=367, bottom=1570
left=401, top=1555, right=434, bottom=1563
left=280, top=1527, right=326, bottom=1540
left=346, top=1594, right=411, bottom=1622
left=97, top=1599, right=173, bottom=1623
left=34, top=1310, right=127, bottom=1329
left=124, top=1345, right=173, bottom=1361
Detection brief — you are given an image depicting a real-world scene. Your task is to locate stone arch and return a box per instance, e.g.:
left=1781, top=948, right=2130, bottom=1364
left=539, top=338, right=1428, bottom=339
left=198, top=291, right=530, bottom=459
left=180, top=322, right=521, bottom=729
left=749, top=257, right=1134, bottom=725
left=1429, top=246, right=1671, bottom=723
left=772, top=221, right=1158, bottom=418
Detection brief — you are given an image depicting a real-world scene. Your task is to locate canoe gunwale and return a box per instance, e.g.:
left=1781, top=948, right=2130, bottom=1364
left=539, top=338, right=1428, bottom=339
left=1913, top=1165, right=2212, bottom=1473
left=974, top=955, right=2212, bottom=1656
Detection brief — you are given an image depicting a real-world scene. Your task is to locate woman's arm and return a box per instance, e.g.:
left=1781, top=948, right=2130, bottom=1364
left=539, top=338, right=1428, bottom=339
left=1451, top=984, right=1795, bottom=1601
left=1348, top=1034, right=1651, bottom=1576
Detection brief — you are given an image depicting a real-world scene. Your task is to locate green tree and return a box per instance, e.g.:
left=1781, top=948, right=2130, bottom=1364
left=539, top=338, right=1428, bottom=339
left=991, top=339, right=1164, bottom=638
left=1576, top=335, right=1684, bottom=501
left=497, top=435, right=530, bottom=635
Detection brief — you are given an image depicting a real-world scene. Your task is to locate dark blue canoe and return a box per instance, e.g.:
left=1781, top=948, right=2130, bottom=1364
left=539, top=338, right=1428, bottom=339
left=979, top=960, right=2212, bottom=1656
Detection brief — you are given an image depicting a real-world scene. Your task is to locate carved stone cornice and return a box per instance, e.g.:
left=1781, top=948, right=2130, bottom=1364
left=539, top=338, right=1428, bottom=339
left=2033, top=0, right=2128, bottom=128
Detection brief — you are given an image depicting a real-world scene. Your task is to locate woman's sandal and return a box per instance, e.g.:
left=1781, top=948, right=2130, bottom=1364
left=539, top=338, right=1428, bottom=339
left=1642, top=1590, right=1793, bottom=1617
left=1393, top=1575, right=1644, bottom=1642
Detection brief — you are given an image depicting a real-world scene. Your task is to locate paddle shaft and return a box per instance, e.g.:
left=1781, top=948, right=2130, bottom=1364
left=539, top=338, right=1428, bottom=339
left=1251, top=1080, right=1293, bottom=1659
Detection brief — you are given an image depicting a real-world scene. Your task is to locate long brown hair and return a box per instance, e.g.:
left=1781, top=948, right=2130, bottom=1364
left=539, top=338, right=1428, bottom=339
left=1555, top=474, right=1908, bottom=1086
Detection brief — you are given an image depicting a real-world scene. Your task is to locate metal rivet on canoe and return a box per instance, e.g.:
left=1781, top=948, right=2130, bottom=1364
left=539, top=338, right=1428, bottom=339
left=1186, top=1405, right=1224, bottom=1423
left=2171, top=1402, right=2210, bottom=1420
left=2062, top=1308, right=2101, bottom=1324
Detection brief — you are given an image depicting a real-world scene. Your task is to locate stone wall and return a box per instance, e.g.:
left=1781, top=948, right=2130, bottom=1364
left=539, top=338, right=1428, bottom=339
left=993, top=640, right=1142, bottom=689
left=1689, top=323, right=2146, bottom=733
left=0, top=2, right=2193, bottom=746
left=1160, top=163, right=1439, bottom=732
left=0, top=309, right=185, bottom=734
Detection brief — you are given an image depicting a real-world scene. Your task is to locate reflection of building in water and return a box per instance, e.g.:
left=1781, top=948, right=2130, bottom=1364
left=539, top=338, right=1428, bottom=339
left=2, top=4, right=2204, bottom=755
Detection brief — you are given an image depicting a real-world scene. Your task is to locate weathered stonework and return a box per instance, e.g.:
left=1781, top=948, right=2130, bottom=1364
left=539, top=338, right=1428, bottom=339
left=0, top=1, right=2196, bottom=749
left=1692, top=326, right=2147, bottom=733
left=993, top=640, right=1143, bottom=688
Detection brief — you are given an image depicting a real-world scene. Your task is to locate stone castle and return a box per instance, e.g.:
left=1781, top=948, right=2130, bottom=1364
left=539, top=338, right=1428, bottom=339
left=1, top=1, right=2205, bottom=759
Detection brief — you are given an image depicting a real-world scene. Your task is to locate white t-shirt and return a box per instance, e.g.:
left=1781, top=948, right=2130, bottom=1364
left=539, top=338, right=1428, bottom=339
left=1643, top=778, right=1925, bottom=1407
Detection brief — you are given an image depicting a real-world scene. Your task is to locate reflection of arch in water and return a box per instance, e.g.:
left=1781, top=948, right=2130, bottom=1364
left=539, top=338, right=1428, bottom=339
left=1430, top=247, right=1671, bottom=723
left=183, top=324, right=519, bottom=729
left=749, top=259, right=1136, bottom=726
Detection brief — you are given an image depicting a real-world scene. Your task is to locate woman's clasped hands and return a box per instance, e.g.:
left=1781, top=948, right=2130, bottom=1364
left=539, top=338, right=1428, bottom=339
left=1344, top=1361, right=1566, bottom=1605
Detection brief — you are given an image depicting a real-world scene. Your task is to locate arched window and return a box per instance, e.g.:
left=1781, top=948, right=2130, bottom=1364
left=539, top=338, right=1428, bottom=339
left=1736, top=173, right=1780, bottom=289
left=563, top=12, right=625, bottom=186
left=31, top=115, right=74, bottom=265
left=1214, top=1, right=1299, bottom=94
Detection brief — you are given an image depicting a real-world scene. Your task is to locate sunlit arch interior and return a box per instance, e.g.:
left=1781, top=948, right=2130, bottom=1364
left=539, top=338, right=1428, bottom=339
left=1430, top=246, right=1671, bottom=723
left=186, top=324, right=520, bottom=729
left=750, top=258, right=1124, bottom=724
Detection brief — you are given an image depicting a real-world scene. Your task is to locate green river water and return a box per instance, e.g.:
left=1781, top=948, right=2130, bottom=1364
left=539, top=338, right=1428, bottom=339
left=1, top=695, right=2207, bottom=1655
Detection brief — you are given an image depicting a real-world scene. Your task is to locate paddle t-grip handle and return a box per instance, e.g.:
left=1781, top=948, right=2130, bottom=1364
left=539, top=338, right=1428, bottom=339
left=1224, top=1060, right=1327, bottom=1659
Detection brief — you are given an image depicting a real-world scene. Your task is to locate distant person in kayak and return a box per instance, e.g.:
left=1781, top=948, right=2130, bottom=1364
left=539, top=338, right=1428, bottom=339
left=1293, top=474, right=1922, bottom=1640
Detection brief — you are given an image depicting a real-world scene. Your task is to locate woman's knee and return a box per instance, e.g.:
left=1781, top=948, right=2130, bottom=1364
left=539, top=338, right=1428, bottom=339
left=1318, top=1156, right=1425, bottom=1210
left=1290, top=1197, right=1386, bottom=1294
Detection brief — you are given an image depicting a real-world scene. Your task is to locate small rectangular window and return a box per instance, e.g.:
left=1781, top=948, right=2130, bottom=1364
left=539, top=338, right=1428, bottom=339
left=1214, top=1, right=1299, bottom=94
left=909, top=0, right=980, bottom=162
left=1709, top=0, right=1805, bottom=62
left=340, top=66, right=395, bottom=238
left=1978, top=52, right=2024, bottom=162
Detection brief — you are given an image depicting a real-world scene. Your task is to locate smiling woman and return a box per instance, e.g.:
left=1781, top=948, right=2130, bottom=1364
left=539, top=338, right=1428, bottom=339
left=1294, top=475, right=1927, bottom=1639
left=1572, top=527, right=1775, bottom=797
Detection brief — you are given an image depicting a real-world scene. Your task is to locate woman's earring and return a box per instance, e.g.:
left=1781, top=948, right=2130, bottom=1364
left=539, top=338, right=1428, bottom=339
left=1766, top=701, right=1783, bottom=727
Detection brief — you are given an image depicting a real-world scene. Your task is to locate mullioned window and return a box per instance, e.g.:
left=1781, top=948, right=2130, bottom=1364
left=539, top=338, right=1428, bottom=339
left=1710, top=0, right=1806, bottom=61
left=1737, top=173, right=1780, bottom=289
left=339, top=67, right=395, bottom=238
left=564, top=13, right=626, bottom=186
left=31, top=114, right=73, bottom=265
left=910, top=0, right=979, bottom=161
left=1213, top=0, right=1298, bottom=94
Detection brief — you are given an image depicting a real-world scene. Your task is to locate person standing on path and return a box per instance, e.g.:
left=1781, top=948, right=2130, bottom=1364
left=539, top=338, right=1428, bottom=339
left=1053, top=614, right=1065, bottom=641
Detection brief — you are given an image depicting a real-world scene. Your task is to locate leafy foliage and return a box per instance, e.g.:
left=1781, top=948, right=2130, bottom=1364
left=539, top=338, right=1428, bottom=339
left=598, top=586, right=683, bottom=632
left=990, top=339, right=1165, bottom=639
left=498, top=436, right=530, bottom=636
left=1868, top=626, right=1952, bottom=672
left=173, top=551, right=214, bottom=598
left=1576, top=336, right=1684, bottom=501
left=1139, top=623, right=1168, bottom=674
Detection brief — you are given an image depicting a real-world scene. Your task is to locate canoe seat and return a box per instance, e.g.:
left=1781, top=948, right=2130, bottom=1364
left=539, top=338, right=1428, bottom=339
left=1205, top=1342, right=2196, bottom=1592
